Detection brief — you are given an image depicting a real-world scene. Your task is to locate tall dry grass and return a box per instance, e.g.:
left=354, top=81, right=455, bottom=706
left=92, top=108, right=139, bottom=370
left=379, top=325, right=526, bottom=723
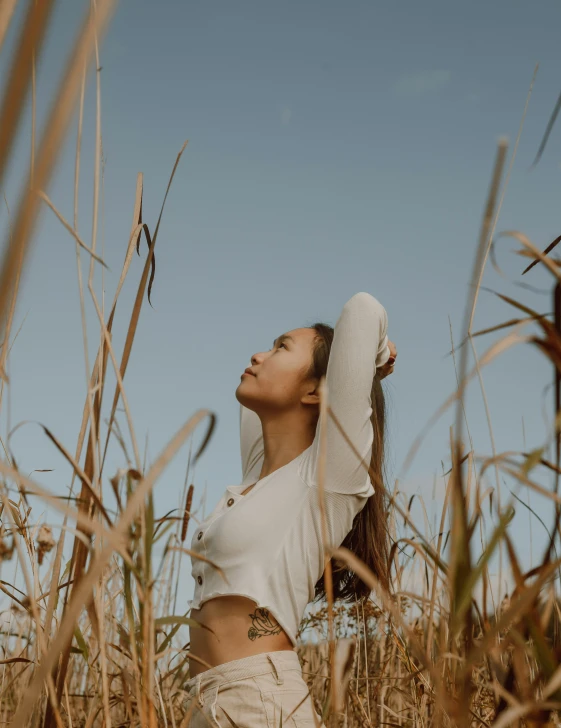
left=1, top=3, right=561, bottom=727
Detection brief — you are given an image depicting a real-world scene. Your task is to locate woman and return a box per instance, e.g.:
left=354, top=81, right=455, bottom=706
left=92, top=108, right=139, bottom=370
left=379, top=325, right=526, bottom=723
left=183, top=291, right=396, bottom=726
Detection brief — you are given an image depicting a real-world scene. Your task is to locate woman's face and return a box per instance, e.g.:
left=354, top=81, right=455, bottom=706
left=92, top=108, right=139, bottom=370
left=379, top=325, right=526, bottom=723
left=235, top=327, right=319, bottom=414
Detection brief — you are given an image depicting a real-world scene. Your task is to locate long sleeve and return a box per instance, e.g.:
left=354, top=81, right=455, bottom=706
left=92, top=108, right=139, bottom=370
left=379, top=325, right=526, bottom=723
left=300, top=291, right=390, bottom=495
left=239, top=402, right=264, bottom=483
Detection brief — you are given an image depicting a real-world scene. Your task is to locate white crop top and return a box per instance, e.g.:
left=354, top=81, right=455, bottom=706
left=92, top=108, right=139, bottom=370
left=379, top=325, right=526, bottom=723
left=187, top=292, right=391, bottom=646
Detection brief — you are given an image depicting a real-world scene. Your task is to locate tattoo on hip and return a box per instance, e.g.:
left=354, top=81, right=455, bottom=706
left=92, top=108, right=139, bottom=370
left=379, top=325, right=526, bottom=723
left=247, top=607, right=283, bottom=640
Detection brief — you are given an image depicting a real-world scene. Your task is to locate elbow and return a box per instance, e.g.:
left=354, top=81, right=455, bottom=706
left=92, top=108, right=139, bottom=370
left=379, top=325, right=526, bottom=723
left=344, top=292, right=388, bottom=326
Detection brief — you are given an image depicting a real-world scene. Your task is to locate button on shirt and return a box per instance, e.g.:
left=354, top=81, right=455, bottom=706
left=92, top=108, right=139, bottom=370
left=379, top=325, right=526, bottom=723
left=187, top=292, right=391, bottom=647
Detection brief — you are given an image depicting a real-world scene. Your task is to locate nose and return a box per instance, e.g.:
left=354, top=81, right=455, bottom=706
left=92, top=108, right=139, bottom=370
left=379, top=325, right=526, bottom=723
left=251, top=351, right=265, bottom=366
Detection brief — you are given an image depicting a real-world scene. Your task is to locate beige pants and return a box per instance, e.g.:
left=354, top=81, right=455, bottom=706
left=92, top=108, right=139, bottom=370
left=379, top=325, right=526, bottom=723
left=182, top=649, right=325, bottom=727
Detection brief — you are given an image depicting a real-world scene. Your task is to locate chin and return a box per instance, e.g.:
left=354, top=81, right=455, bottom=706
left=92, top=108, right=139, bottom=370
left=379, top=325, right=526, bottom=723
left=235, top=383, right=250, bottom=405
left=235, top=384, right=260, bottom=412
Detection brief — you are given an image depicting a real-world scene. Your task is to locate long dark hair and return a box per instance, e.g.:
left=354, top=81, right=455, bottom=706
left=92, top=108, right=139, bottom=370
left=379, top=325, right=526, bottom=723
left=307, top=323, right=393, bottom=602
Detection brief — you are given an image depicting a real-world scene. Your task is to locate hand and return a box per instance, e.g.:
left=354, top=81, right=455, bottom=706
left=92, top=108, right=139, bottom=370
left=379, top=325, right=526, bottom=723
left=378, top=340, right=397, bottom=380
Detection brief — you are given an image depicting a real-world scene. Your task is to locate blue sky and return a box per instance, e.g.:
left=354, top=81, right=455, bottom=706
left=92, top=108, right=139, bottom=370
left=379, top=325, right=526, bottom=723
left=1, top=0, right=561, bottom=612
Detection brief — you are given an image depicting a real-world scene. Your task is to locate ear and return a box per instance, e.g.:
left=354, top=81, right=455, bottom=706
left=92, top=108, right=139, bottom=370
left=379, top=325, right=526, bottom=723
left=300, top=378, right=321, bottom=406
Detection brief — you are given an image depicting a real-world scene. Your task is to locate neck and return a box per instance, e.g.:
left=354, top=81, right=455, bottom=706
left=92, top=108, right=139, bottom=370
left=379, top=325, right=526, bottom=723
left=258, top=408, right=316, bottom=480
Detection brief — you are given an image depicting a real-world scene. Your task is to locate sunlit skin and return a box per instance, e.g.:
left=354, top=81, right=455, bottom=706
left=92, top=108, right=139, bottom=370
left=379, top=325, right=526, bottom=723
left=188, top=328, right=397, bottom=676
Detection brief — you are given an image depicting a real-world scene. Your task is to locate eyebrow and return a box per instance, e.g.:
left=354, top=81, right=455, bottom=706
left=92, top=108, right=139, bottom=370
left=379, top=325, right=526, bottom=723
left=272, top=334, right=295, bottom=348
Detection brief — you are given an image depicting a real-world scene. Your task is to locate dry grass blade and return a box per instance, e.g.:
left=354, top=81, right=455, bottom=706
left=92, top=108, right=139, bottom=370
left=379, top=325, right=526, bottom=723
left=0, top=0, right=19, bottom=52
left=493, top=291, right=560, bottom=348
left=482, top=460, right=561, bottom=507
left=0, top=0, right=56, bottom=193
left=167, top=546, right=229, bottom=585
left=330, top=638, right=356, bottom=714
left=400, top=327, right=530, bottom=478
left=504, top=534, right=561, bottom=699
left=465, top=85, right=534, bottom=622
left=155, top=615, right=216, bottom=637
left=38, top=190, right=109, bottom=268
left=0, top=581, right=31, bottom=611
left=0, top=657, right=34, bottom=665
left=145, top=140, right=188, bottom=306
left=449, top=313, right=551, bottom=355
left=11, top=408, right=215, bottom=725
left=214, top=706, right=240, bottom=727
left=531, top=87, right=561, bottom=168
left=497, top=230, right=561, bottom=282
left=469, top=64, right=536, bottom=333
left=0, top=458, right=121, bottom=544
left=493, top=701, right=561, bottom=728
left=76, top=220, right=143, bottom=481
left=460, top=135, right=508, bottom=415
left=521, top=234, right=561, bottom=276
left=101, top=143, right=188, bottom=471
left=48, top=192, right=145, bottom=722
left=542, top=645, right=561, bottom=700
left=389, top=536, right=448, bottom=578
left=454, top=504, right=515, bottom=627
left=467, top=555, right=561, bottom=668
left=87, top=256, right=144, bottom=469
left=0, top=0, right=116, bottom=335
left=327, top=546, right=437, bottom=682
left=181, top=484, right=194, bottom=542
left=39, top=422, right=113, bottom=527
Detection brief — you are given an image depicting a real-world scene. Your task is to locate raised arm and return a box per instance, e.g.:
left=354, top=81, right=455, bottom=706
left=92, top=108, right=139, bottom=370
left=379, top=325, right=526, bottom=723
left=301, top=291, right=390, bottom=495
left=239, top=402, right=264, bottom=483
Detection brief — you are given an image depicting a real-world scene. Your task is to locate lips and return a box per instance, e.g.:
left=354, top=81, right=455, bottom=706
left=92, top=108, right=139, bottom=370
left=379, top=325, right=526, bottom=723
left=243, top=368, right=256, bottom=376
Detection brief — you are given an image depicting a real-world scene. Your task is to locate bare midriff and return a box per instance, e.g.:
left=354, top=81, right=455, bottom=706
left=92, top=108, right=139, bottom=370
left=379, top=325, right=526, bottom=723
left=188, top=481, right=294, bottom=677
left=188, top=595, right=294, bottom=676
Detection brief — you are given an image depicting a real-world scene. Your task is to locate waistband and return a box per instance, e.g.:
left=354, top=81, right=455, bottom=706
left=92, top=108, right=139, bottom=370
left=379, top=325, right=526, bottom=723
left=185, top=650, right=300, bottom=695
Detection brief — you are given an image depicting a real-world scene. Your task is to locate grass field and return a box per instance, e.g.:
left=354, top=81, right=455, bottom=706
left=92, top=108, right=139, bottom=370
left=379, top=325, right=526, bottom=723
left=2, top=3, right=561, bottom=727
